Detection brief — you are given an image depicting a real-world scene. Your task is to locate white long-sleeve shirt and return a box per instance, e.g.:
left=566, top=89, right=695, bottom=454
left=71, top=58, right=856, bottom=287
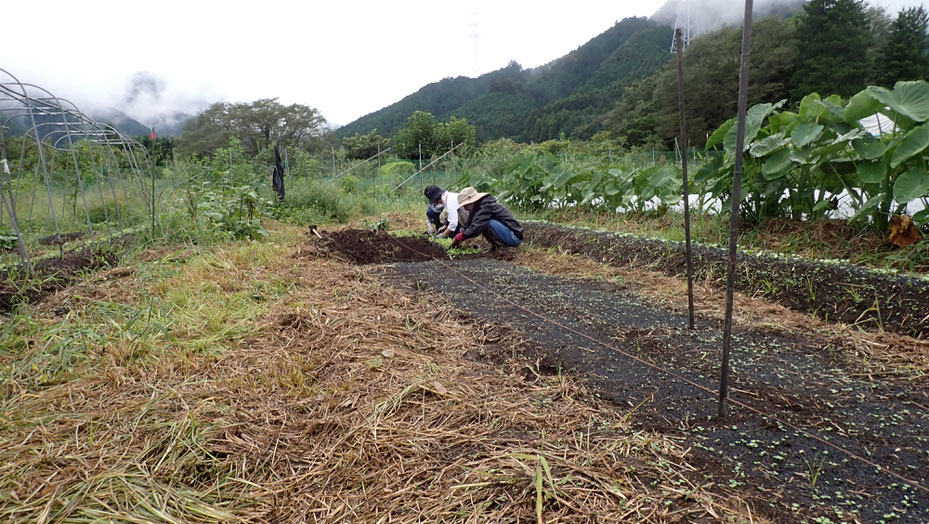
left=442, top=191, right=460, bottom=233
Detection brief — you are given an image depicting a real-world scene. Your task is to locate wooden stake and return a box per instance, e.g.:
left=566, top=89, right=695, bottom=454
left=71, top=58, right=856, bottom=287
left=676, top=28, right=695, bottom=331
left=720, top=0, right=754, bottom=419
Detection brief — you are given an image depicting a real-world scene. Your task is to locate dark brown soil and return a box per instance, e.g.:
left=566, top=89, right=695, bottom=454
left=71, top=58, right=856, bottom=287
left=524, top=221, right=929, bottom=338
left=0, top=248, right=115, bottom=314
left=387, top=258, right=929, bottom=523
left=322, top=230, right=451, bottom=264
left=37, top=232, right=85, bottom=246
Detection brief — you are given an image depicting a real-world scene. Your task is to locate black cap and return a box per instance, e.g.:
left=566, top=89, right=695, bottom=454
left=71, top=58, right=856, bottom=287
left=424, top=185, right=443, bottom=203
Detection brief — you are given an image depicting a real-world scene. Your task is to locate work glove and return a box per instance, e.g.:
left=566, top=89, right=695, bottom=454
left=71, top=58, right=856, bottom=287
left=451, top=232, right=464, bottom=248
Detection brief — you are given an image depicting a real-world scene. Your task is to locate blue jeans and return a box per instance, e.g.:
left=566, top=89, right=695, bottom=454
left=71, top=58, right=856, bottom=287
left=484, top=219, right=522, bottom=247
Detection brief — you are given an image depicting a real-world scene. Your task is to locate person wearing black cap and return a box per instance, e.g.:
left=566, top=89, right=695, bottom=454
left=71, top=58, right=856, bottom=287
left=423, top=185, right=461, bottom=238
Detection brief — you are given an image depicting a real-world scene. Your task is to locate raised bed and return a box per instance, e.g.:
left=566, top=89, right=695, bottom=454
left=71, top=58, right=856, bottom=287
left=524, top=221, right=929, bottom=338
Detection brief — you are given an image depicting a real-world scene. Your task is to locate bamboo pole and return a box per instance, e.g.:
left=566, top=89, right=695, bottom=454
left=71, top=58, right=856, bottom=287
left=676, top=29, right=695, bottom=331
left=719, top=0, right=754, bottom=419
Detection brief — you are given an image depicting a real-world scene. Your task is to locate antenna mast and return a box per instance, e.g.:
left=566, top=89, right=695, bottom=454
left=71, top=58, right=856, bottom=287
left=670, top=0, right=698, bottom=53
left=470, top=12, right=479, bottom=77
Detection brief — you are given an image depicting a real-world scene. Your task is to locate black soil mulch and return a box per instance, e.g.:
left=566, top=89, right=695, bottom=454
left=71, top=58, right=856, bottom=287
left=387, top=258, right=929, bottom=523
left=322, top=230, right=449, bottom=264
left=524, top=221, right=929, bottom=338
left=0, top=249, right=115, bottom=314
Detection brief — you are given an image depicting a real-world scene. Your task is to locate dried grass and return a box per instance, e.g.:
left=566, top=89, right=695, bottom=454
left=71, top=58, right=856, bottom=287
left=0, top=229, right=761, bottom=523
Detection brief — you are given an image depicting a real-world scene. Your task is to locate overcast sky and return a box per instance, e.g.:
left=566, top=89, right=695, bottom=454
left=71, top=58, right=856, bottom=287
left=0, top=0, right=922, bottom=127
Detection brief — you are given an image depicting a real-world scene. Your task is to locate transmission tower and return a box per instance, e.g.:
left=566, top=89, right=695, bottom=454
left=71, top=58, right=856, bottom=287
left=470, top=12, right=479, bottom=77
left=670, top=0, right=698, bottom=53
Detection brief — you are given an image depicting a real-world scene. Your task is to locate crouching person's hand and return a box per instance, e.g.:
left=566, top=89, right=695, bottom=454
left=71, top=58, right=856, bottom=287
left=451, top=232, right=464, bottom=248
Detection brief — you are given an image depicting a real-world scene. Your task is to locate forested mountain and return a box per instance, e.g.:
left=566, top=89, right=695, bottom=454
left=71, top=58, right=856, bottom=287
left=338, top=1, right=928, bottom=149
left=606, top=1, right=929, bottom=149
left=337, top=17, right=673, bottom=142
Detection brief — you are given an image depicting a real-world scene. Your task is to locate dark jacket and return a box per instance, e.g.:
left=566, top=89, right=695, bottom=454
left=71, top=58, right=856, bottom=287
left=461, top=196, right=523, bottom=240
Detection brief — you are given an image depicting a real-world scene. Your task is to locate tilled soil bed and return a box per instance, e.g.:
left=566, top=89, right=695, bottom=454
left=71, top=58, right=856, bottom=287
left=322, top=229, right=448, bottom=264
left=0, top=248, right=115, bottom=313
left=386, top=258, right=929, bottom=523
left=524, top=221, right=929, bottom=338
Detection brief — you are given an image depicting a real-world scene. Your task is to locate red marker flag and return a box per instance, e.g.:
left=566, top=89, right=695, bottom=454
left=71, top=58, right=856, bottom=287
left=151, top=127, right=155, bottom=140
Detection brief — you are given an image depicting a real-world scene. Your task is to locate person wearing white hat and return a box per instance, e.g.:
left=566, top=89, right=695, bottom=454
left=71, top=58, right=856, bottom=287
left=451, top=187, right=523, bottom=251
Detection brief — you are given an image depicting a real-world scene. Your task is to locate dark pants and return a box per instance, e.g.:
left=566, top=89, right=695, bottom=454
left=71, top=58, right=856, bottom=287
left=426, top=206, right=442, bottom=229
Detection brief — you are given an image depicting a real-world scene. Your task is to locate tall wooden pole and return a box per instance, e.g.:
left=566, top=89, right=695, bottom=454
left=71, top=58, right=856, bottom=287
left=719, top=0, right=754, bottom=418
left=676, top=29, right=695, bottom=331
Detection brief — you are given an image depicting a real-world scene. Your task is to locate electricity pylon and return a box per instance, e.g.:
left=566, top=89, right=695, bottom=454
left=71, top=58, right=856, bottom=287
left=670, top=0, right=699, bottom=53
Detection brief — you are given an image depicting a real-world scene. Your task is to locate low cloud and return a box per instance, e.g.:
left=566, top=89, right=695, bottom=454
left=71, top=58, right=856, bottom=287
left=651, top=0, right=805, bottom=36
left=110, top=72, right=212, bottom=126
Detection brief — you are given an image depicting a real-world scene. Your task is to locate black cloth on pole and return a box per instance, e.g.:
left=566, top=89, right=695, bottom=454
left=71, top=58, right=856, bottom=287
left=272, top=144, right=285, bottom=201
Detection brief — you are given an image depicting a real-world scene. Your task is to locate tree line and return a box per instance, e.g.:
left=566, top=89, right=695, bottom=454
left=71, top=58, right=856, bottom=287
left=608, top=1, right=929, bottom=149
left=166, top=0, right=928, bottom=165
left=172, top=97, right=477, bottom=163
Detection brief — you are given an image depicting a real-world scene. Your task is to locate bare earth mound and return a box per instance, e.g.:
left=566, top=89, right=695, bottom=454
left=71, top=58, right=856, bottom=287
left=323, top=229, right=448, bottom=264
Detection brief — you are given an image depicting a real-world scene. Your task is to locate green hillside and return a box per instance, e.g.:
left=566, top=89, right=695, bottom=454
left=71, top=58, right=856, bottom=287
left=336, top=17, right=672, bottom=142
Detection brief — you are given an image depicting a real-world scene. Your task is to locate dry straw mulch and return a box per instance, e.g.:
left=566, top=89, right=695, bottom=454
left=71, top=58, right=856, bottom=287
left=0, top=234, right=759, bottom=522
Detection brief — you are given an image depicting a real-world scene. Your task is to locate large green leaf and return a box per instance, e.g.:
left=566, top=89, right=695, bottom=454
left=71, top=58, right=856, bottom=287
left=890, top=123, right=929, bottom=168
left=836, top=128, right=868, bottom=142
left=660, top=193, right=683, bottom=205
left=607, top=167, right=626, bottom=179
left=893, top=165, right=929, bottom=203
left=857, top=161, right=886, bottom=184
left=822, top=96, right=845, bottom=122
left=603, top=181, right=622, bottom=196
left=791, top=122, right=825, bottom=148
left=866, top=81, right=929, bottom=123
left=694, top=155, right=723, bottom=185
left=551, top=165, right=583, bottom=189
left=768, top=111, right=798, bottom=130
left=914, top=208, right=929, bottom=224
left=707, top=118, right=735, bottom=149
left=762, top=149, right=793, bottom=179
left=650, top=165, right=679, bottom=189
left=799, top=93, right=826, bottom=121
left=790, top=147, right=813, bottom=164
left=723, top=101, right=785, bottom=153
left=851, top=138, right=886, bottom=160
left=844, top=90, right=884, bottom=122
left=750, top=132, right=787, bottom=157
left=810, top=140, right=850, bottom=158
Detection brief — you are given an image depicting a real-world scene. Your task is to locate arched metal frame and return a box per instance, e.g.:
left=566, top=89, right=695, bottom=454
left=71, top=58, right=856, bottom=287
left=0, top=68, right=153, bottom=272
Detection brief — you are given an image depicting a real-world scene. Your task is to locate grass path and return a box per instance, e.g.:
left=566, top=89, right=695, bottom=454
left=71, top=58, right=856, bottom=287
left=0, top=223, right=760, bottom=522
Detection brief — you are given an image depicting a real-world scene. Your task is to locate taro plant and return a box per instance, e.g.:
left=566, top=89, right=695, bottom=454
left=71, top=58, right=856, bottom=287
left=461, top=150, right=683, bottom=216
left=705, top=80, right=929, bottom=230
